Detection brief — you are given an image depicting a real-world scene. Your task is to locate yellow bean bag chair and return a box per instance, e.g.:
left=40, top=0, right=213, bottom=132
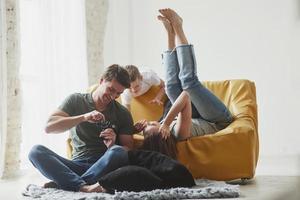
left=67, top=79, right=259, bottom=181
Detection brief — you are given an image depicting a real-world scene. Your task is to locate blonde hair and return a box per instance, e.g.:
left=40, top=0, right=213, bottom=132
left=125, top=65, right=142, bottom=82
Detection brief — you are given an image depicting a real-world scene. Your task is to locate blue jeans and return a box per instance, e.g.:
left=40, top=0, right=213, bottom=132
left=28, top=144, right=128, bottom=191
left=163, top=45, right=232, bottom=129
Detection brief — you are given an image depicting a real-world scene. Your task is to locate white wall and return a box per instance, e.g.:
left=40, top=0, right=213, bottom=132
left=104, top=0, right=300, bottom=174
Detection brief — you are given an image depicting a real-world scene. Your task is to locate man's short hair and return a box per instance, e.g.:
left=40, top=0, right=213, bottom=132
left=125, top=65, right=142, bottom=82
left=102, top=64, right=131, bottom=88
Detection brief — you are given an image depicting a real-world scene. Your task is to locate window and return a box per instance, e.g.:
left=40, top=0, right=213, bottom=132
left=19, top=0, right=88, bottom=169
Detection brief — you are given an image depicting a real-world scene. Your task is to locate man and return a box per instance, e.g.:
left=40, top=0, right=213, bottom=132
left=29, top=64, right=136, bottom=192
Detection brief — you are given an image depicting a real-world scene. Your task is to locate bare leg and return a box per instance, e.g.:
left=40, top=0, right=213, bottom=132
left=159, top=8, right=188, bottom=46
left=157, top=15, right=175, bottom=50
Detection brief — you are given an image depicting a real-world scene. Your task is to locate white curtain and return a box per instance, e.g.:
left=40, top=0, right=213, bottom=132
left=20, top=0, right=88, bottom=169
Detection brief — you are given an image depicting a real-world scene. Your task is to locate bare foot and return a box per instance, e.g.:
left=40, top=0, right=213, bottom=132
left=158, top=8, right=183, bottom=29
left=158, top=8, right=188, bottom=45
left=157, top=14, right=176, bottom=49
left=79, top=183, right=106, bottom=193
left=157, top=15, right=174, bottom=35
left=43, top=181, right=58, bottom=189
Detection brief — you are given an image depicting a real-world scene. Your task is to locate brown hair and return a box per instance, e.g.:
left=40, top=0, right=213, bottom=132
left=125, top=65, right=142, bottom=82
left=140, top=131, right=178, bottom=160
left=102, top=64, right=131, bottom=88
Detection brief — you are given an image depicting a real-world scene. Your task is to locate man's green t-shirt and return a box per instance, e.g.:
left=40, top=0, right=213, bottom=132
left=58, top=93, right=135, bottom=160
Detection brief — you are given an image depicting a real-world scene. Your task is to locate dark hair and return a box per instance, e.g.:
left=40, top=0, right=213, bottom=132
left=102, top=64, right=131, bottom=88
left=140, top=131, right=177, bottom=160
left=125, top=65, right=142, bottom=82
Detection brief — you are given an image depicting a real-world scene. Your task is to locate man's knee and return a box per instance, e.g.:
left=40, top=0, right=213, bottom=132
left=28, top=144, right=47, bottom=162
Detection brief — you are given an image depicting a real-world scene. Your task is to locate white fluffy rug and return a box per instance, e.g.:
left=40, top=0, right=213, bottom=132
left=22, top=179, right=239, bottom=200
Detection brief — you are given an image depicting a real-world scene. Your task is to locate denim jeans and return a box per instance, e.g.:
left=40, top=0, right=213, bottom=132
left=162, top=45, right=232, bottom=130
left=28, top=144, right=128, bottom=191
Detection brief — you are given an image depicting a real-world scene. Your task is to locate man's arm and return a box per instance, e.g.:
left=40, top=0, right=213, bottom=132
left=115, top=104, right=135, bottom=150
left=45, top=109, right=105, bottom=134
left=45, top=110, right=84, bottom=134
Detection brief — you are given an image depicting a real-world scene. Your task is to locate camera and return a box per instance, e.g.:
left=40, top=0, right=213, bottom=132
left=96, top=120, right=116, bottom=141
left=96, top=120, right=116, bottom=132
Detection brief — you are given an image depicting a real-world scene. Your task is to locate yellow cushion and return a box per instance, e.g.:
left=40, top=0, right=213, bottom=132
left=67, top=79, right=258, bottom=181
left=126, top=86, right=167, bottom=122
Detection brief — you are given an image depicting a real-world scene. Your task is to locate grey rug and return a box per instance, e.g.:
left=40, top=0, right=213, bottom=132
left=22, top=179, right=239, bottom=200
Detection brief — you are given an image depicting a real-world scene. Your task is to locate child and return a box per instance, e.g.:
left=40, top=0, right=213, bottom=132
left=121, top=65, right=166, bottom=112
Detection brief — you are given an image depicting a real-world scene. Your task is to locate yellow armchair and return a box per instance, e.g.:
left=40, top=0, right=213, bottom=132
left=67, top=79, right=259, bottom=181
left=127, top=79, right=259, bottom=181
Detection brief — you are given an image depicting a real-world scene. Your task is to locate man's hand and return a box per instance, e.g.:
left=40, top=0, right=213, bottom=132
left=100, top=128, right=116, bottom=148
left=149, top=98, right=163, bottom=106
left=134, top=119, right=147, bottom=133
left=84, top=110, right=105, bottom=123
left=159, top=123, right=170, bottom=139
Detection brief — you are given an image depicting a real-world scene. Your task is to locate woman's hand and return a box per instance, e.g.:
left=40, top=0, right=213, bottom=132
left=134, top=119, right=147, bottom=133
left=159, top=123, right=170, bottom=139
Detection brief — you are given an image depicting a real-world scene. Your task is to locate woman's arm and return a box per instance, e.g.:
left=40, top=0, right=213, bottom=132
left=160, top=91, right=191, bottom=139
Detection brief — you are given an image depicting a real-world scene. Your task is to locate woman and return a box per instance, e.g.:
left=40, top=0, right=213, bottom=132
left=138, top=8, right=233, bottom=159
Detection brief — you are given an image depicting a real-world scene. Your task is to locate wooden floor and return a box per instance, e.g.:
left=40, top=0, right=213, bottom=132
left=228, top=176, right=300, bottom=200
left=0, top=170, right=299, bottom=199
